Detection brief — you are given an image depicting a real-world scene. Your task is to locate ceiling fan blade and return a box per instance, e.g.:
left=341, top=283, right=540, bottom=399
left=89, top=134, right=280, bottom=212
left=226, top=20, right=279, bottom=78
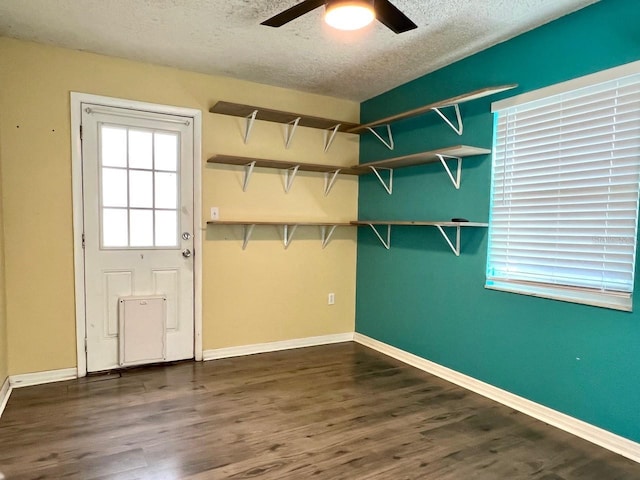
left=261, top=0, right=327, bottom=27
left=374, top=0, right=417, bottom=33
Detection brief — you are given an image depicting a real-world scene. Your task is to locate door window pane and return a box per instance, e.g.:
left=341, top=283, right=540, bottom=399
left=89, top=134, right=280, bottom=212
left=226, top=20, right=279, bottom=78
left=101, top=126, right=127, bottom=167
left=102, top=168, right=127, bottom=207
left=129, top=130, right=153, bottom=170
left=129, top=209, right=154, bottom=247
left=129, top=170, right=153, bottom=208
left=103, top=208, right=128, bottom=247
left=155, top=172, right=177, bottom=209
left=100, top=126, right=184, bottom=249
left=155, top=132, right=178, bottom=171
left=155, top=210, right=178, bottom=247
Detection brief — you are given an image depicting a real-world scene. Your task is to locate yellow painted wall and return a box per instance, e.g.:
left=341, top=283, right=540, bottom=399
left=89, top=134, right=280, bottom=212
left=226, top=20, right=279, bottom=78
left=0, top=37, right=358, bottom=375
left=0, top=108, right=7, bottom=386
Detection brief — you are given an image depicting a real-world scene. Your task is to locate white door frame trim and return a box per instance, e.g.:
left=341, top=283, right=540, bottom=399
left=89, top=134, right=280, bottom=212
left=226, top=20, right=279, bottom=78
left=70, top=92, right=203, bottom=377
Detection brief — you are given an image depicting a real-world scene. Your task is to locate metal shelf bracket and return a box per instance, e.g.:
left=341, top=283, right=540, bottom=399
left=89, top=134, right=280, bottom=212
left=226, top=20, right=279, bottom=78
left=367, top=223, right=391, bottom=250
left=283, top=224, right=299, bottom=249
left=243, top=110, right=258, bottom=144
left=242, top=224, right=256, bottom=250
left=431, top=103, right=463, bottom=135
left=323, top=124, right=341, bottom=152
left=436, top=154, right=463, bottom=189
left=284, top=165, right=300, bottom=193
left=366, top=124, right=394, bottom=150
left=242, top=161, right=257, bottom=192
left=324, top=169, right=341, bottom=196
left=369, top=166, right=394, bottom=194
left=321, top=225, right=339, bottom=249
left=285, top=117, right=301, bottom=149
left=435, top=225, right=461, bottom=256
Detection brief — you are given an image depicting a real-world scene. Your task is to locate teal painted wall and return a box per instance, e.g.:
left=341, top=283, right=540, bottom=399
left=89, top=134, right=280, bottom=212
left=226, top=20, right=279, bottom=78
left=356, top=0, right=640, bottom=442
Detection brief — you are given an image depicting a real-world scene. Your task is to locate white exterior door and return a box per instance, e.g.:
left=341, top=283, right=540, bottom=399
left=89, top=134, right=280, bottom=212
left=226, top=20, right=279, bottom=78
left=81, top=104, right=195, bottom=372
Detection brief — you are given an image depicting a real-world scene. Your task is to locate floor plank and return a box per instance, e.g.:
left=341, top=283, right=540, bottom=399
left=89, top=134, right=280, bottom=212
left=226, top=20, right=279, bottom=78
left=0, top=342, right=638, bottom=479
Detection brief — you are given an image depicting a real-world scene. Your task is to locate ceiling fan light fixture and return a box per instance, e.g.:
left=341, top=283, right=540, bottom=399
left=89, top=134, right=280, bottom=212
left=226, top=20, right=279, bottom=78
left=324, top=0, right=375, bottom=31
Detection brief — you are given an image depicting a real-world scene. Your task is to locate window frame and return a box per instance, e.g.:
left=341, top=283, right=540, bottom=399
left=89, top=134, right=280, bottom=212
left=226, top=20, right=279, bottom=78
left=486, top=60, right=640, bottom=311
left=98, top=123, right=181, bottom=250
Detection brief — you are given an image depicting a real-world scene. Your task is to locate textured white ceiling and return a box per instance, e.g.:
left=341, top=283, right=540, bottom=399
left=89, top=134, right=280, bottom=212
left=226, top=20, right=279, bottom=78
left=0, top=0, right=599, bottom=101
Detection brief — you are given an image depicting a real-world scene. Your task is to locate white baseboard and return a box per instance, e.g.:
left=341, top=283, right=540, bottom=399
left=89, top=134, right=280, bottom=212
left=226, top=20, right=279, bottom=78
left=203, top=332, right=355, bottom=361
left=0, top=376, right=10, bottom=418
left=354, top=332, right=640, bottom=464
left=9, top=367, right=78, bottom=388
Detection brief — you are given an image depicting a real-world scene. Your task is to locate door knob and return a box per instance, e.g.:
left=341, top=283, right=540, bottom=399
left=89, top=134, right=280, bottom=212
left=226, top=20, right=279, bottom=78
left=182, top=232, right=192, bottom=240
left=182, top=249, right=192, bottom=258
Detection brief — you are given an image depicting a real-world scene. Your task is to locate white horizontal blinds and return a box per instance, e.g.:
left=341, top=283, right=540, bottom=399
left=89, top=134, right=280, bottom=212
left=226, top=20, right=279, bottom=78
left=488, top=73, right=640, bottom=294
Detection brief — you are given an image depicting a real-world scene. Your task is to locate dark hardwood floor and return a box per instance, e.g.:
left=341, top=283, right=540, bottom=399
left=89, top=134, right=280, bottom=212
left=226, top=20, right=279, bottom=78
left=1, top=342, right=639, bottom=479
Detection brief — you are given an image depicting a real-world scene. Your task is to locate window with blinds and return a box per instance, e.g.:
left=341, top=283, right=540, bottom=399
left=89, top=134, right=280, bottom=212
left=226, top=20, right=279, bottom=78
left=486, top=64, right=640, bottom=311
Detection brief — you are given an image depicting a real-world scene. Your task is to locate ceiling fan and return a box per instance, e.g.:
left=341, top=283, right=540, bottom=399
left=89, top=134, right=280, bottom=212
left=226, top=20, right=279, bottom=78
left=261, top=0, right=418, bottom=34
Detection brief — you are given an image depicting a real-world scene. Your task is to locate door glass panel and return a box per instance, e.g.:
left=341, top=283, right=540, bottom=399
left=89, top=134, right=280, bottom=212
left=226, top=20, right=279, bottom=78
left=129, top=209, right=154, bottom=247
left=100, top=126, right=182, bottom=249
left=155, top=172, right=177, bottom=209
left=101, top=126, right=127, bottom=167
left=155, top=210, right=178, bottom=247
left=129, top=170, right=153, bottom=208
left=102, top=168, right=127, bottom=207
left=128, top=130, right=153, bottom=170
left=155, top=132, right=178, bottom=171
left=103, top=208, right=128, bottom=247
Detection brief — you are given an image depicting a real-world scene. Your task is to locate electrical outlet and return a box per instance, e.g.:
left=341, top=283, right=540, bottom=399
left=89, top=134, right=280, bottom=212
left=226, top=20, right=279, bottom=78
left=210, top=207, right=219, bottom=220
left=328, top=293, right=335, bottom=305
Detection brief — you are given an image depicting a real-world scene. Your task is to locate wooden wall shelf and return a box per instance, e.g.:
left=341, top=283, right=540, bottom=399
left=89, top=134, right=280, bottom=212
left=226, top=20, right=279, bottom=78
left=208, top=88, right=506, bottom=254
left=208, top=155, right=359, bottom=174
left=207, top=220, right=353, bottom=249
left=351, top=220, right=488, bottom=255
left=348, top=84, right=517, bottom=149
left=351, top=220, right=489, bottom=227
left=208, top=145, right=489, bottom=195
left=206, top=218, right=487, bottom=255
left=207, top=155, right=360, bottom=195
left=209, top=85, right=516, bottom=151
left=348, top=85, right=517, bottom=133
left=354, top=145, right=491, bottom=193
left=354, top=145, right=490, bottom=169
left=210, top=102, right=360, bottom=132
left=210, top=101, right=359, bottom=151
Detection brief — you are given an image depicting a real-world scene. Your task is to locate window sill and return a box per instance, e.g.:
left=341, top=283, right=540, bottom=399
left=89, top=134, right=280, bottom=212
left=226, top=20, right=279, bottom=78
left=485, top=279, right=632, bottom=312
